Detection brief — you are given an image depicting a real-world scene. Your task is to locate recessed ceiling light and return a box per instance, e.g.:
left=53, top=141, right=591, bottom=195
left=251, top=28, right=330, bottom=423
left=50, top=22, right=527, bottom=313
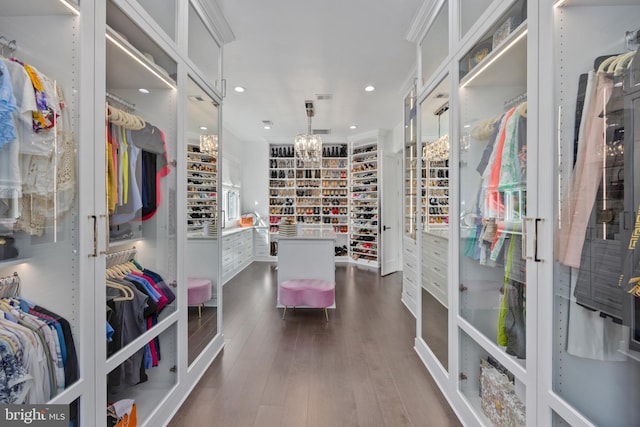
left=138, top=88, right=150, bottom=94
left=264, top=125, right=271, bottom=130
left=200, top=126, right=208, bottom=130
left=349, top=125, right=358, bottom=129
left=262, top=120, right=273, bottom=130
left=365, top=85, right=375, bottom=92
left=234, top=86, right=246, bottom=93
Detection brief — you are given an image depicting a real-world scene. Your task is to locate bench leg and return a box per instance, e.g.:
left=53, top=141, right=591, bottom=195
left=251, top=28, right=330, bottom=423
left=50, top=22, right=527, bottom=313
left=198, top=304, right=202, bottom=318
left=282, top=306, right=287, bottom=320
left=324, top=308, right=329, bottom=322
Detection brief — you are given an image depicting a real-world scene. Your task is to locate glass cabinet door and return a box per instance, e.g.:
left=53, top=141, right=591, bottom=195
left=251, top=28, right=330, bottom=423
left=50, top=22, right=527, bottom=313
left=105, top=0, right=179, bottom=423
left=552, top=2, right=640, bottom=426
left=420, top=1, right=449, bottom=87
left=188, top=1, right=221, bottom=94
left=420, top=76, right=450, bottom=371
left=185, top=76, right=219, bottom=366
left=457, top=0, right=528, bottom=421
left=405, top=84, right=418, bottom=239
left=0, top=2, right=82, bottom=423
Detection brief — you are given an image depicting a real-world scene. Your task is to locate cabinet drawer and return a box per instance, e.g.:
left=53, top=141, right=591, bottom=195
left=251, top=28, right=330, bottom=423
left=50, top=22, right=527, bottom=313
left=423, top=233, right=448, bottom=252
left=222, top=252, right=234, bottom=266
left=404, top=270, right=417, bottom=287
left=423, top=260, right=446, bottom=279
left=404, top=255, right=418, bottom=274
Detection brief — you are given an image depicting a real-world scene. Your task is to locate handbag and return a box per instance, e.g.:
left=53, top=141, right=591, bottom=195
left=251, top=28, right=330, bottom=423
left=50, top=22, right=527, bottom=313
left=0, top=236, right=18, bottom=260
left=107, top=400, right=137, bottom=427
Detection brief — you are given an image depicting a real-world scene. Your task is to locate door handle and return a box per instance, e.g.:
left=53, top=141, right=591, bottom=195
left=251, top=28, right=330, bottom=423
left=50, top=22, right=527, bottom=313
left=383, top=225, right=391, bottom=231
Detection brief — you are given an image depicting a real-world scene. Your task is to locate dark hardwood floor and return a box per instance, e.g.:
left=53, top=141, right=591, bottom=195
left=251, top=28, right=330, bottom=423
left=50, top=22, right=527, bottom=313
left=188, top=306, right=218, bottom=365
left=170, top=262, right=461, bottom=427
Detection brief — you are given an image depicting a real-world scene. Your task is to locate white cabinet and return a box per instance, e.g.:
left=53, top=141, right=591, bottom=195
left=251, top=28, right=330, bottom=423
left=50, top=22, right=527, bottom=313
left=422, top=232, right=448, bottom=309
left=402, top=236, right=418, bottom=316
left=0, top=1, right=231, bottom=425
left=253, top=226, right=270, bottom=260
left=222, top=228, right=253, bottom=284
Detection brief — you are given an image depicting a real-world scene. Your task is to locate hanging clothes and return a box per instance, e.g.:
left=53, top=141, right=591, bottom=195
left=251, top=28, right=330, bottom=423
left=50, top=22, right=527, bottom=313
left=558, top=71, right=614, bottom=268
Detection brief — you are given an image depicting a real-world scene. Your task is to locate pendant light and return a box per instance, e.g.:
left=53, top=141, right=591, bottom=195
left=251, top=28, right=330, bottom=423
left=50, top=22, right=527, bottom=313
left=294, top=101, right=322, bottom=162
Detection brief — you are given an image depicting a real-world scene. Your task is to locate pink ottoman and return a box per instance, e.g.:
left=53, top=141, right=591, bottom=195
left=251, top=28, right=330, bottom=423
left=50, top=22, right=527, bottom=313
left=279, top=279, right=335, bottom=321
left=188, top=278, right=212, bottom=317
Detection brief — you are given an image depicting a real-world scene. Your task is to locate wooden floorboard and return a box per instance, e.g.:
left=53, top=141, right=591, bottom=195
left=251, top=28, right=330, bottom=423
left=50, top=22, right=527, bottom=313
left=169, top=262, right=461, bottom=427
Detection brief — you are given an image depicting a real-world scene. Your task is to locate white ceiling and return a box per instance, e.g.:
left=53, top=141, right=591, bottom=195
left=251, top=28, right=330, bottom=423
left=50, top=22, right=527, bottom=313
left=216, top=0, right=422, bottom=144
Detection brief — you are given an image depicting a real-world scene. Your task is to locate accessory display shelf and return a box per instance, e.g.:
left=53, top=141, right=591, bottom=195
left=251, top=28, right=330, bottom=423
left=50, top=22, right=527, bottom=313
left=268, top=143, right=349, bottom=258
left=350, top=132, right=383, bottom=267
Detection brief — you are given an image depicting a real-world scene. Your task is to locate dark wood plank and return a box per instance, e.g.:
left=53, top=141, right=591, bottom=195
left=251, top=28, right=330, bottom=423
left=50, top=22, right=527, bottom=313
left=169, top=262, right=462, bottom=427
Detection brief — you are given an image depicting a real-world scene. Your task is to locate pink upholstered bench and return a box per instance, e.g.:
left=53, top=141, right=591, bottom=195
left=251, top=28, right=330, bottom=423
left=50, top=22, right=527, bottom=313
left=188, top=278, right=212, bottom=318
left=279, top=279, right=335, bottom=321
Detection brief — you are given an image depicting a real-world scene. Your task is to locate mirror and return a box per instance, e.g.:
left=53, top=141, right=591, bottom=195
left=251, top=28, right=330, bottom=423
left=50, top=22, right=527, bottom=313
left=420, top=75, right=450, bottom=371
left=186, top=76, right=220, bottom=365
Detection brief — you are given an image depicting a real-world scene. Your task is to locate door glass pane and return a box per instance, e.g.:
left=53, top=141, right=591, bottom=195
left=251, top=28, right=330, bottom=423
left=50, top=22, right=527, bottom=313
left=106, top=1, right=178, bottom=421
left=186, top=76, right=219, bottom=365
left=459, top=329, right=526, bottom=425
left=552, top=3, right=640, bottom=426
left=420, top=76, right=450, bottom=370
left=405, top=85, right=418, bottom=239
left=0, top=2, right=81, bottom=408
left=188, top=2, right=220, bottom=90
left=458, top=6, right=527, bottom=367
left=420, top=1, right=449, bottom=86
left=137, top=0, right=177, bottom=40
left=459, top=0, right=494, bottom=39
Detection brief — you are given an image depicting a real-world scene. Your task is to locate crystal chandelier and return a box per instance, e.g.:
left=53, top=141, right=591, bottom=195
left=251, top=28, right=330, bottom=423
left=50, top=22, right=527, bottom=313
left=199, top=134, right=218, bottom=155
left=294, top=101, right=322, bottom=162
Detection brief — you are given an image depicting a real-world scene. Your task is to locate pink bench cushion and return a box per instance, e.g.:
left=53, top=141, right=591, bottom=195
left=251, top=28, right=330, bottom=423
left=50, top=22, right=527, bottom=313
left=188, top=278, right=212, bottom=305
left=279, top=279, right=335, bottom=308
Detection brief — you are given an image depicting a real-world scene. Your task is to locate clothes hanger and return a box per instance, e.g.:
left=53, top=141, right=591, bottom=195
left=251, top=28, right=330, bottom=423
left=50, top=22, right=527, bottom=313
left=106, top=280, right=134, bottom=301
left=598, top=54, right=621, bottom=74
left=613, top=51, right=636, bottom=76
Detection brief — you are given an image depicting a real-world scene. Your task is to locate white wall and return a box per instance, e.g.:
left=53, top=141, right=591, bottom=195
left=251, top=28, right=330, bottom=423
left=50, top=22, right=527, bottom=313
left=388, top=122, right=404, bottom=153
left=240, top=140, right=269, bottom=221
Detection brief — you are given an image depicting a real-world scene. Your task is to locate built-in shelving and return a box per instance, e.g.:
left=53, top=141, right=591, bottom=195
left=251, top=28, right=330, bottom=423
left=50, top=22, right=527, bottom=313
left=350, top=141, right=379, bottom=265
left=187, top=144, right=217, bottom=238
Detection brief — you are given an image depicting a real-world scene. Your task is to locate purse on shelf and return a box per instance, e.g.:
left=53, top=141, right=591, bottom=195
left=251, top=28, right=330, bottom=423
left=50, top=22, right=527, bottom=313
left=107, top=400, right=137, bottom=427
left=0, top=236, right=18, bottom=261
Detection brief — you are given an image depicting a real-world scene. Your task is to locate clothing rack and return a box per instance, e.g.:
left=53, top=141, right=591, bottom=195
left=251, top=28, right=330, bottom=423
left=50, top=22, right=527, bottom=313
left=106, top=247, right=136, bottom=268
left=504, top=92, right=527, bottom=110
left=106, top=92, right=135, bottom=112
left=0, top=272, right=20, bottom=298
left=0, top=35, right=17, bottom=56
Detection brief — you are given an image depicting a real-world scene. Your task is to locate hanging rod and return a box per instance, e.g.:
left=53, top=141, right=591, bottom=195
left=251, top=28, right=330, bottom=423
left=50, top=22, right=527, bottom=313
left=106, top=92, right=136, bottom=111
left=504, top=92, right=527, bottom=110
left=0, top=35, right=17, bottom=56
left=434, top=102, right=449, bottom=117
left=106, top=246, right=137, bottom=268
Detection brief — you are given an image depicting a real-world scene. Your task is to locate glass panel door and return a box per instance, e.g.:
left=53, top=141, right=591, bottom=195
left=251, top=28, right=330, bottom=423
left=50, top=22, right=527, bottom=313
left=186, top=76, right=219, bottom=366
left=0, top=3, right=81, bottom=423
left=457, top=3, right=528, bottom=420
left=405, top=84, right=418, bottom=239
left=105, top=0, right=178, bottom=422
left=552, top=3, right=640, bottom=425
left=420, top=1, right=449, bottom=87
left=420, top=76, right=450, bottom=371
